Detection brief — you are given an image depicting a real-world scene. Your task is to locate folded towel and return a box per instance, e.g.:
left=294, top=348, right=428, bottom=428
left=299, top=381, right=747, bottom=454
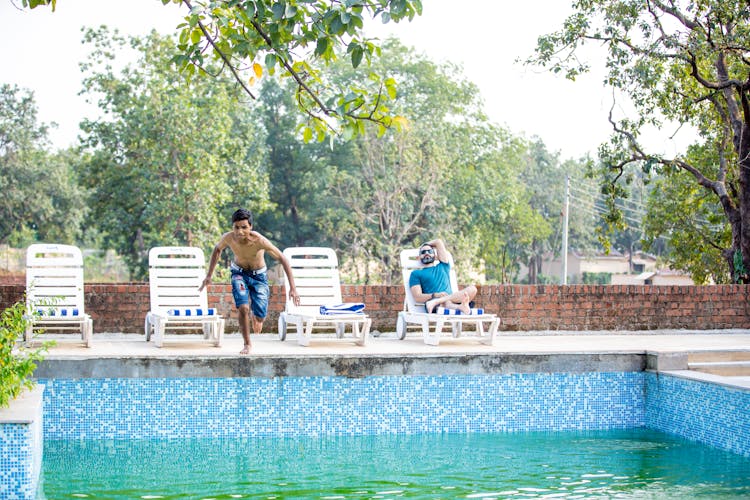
left=434, top=306, right=484, bottom=315
left=36, top=308, right=80, bottom=317
left=319, top=303, right=365, bottom=315
left=167, top=308, right=216, bottom=317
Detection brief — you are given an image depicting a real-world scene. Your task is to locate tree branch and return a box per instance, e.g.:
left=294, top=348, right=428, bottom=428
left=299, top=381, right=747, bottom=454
left=181, top=0, right=256, bottom=99
left=248, top=19, right=333, bottom=116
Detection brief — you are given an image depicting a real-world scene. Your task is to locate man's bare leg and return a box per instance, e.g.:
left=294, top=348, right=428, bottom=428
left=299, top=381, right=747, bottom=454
left=252, top=316, right=264, bottom=334
left=427, top=286, right=477, bottom=314
left=238, top=304, right=252, bottom=354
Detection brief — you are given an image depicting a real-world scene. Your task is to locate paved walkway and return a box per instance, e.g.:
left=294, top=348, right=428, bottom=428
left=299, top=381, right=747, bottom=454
left=35, top=329, right=750, bottom=357
left=31, top=329, right=750, bottom=389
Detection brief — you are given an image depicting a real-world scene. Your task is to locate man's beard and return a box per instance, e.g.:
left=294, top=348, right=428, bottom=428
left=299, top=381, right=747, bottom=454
left=420, top=255, right=435, bottom=265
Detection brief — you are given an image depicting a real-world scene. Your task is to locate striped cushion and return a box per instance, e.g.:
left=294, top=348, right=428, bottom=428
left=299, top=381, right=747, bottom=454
left=434, top=306, right=484, bottom=315
left=167, top=308, right=216, bottom=317
left=36, top=308, right=80, bottom=317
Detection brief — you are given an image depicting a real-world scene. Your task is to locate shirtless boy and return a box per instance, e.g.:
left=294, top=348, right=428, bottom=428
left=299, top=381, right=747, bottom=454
left=200, top=208, right=300, bottom=354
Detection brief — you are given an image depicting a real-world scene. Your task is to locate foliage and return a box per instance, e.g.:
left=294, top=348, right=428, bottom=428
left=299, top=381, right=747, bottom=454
left=252, top=39, right=593, bottom=285
left=0, top=84, right=88, bottom=246
left=642, top=147, right=732, bottom=284
left=77, top=28, right=270, bottom=278
left=22, top=0, right=421, bottom=141
left=255, top=78, right=332, bottom=250
left=582, top=271, right=611, bottom=285
left=529, top=0, right=750, bottom=283
left=317, top=40, right=510, bottom=283
left=0, top=301, right=49, bottom=409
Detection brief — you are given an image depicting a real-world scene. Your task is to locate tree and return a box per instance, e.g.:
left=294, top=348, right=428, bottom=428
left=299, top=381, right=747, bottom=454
left=643, top=145, right=732, bottom=283
left=78, top=28, right=269, bottom=278
left=255, top=78, right=333, bottom=249
left=318, top=39, right=509, bottom=284
left=530, top=0, right=750, bottom=283
left=0, top=84, right=87, bottom=246
left=21, top=0, right=422, bottom=140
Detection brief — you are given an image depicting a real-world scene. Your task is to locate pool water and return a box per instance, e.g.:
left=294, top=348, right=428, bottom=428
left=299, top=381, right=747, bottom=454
left=38, top=429, right=750, bottom=499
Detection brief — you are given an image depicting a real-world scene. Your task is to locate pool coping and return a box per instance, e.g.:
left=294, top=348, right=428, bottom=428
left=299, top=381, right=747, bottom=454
left=23, top=331, right=750, bottom=390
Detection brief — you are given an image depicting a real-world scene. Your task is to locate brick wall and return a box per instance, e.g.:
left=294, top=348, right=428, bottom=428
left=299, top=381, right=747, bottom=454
left=1, top=283, right=748, bottom=334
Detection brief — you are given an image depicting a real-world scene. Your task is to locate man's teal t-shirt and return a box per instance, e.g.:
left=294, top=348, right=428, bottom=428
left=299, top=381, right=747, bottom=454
left=408, top=261, right=452, bottom=294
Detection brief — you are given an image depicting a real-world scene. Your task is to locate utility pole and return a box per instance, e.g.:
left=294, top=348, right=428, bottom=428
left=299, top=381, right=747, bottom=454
left=561, top=175, right=569, bottom=285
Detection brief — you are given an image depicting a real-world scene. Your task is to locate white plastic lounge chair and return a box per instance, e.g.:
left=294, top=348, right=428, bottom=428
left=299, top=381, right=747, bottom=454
left=25, top=243, right=93, bottom=347
left=396, top=248, right=499, bottom=346
left=144, top=246, right=225, bottom=347
left=278, top=247, right=371, bottom=347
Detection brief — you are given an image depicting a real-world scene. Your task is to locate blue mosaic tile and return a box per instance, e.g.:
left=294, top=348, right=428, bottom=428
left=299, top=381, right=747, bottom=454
left=645, top=373, right=750, bottom=457
left=0, top=423, right=34, bottom=500
left=39, top=373, right=646, bottom=440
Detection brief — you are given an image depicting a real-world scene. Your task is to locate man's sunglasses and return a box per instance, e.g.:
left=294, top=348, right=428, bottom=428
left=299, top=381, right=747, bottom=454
left=420, top=248, right=435, bottom=255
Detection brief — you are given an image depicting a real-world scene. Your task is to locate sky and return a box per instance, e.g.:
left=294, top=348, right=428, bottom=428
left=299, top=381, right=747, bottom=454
left=2, top=0, right=690, bottom=159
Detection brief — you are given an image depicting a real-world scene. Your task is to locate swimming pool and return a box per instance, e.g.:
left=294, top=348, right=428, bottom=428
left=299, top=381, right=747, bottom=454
left=3, top=362, right=749, bottom=499
left=39, top=430, right=750, bottom=498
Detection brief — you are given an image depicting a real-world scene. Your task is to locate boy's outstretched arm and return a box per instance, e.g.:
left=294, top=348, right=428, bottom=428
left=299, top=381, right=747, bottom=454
left=199, top=242, right=225, bottom=292
left=265, top=245, right=300, bottom=306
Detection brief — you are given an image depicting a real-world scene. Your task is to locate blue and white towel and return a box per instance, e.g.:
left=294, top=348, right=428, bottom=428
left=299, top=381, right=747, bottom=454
left=319, top=303, right=365, bottom=315
left=434, top=306, right=484, bottom=316
left=167, top=308, right=217, bottom=317
left=36, top=308, right=80, bottom=317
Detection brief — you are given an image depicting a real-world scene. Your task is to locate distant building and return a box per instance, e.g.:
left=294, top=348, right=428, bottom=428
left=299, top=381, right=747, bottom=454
left=520, top=250, right=695, bottom=285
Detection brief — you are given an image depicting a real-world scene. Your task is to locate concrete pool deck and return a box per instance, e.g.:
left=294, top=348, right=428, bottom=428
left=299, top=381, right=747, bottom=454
left=29, top=329, right=750, bottom=390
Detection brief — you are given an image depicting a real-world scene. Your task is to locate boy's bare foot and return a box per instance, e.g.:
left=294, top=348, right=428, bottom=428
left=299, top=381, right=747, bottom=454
left=240, top=344, right=251, bottom=355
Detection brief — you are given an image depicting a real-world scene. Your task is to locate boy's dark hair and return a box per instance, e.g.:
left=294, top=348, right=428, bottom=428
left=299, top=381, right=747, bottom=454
left=232, top=208, right=253, bottom=225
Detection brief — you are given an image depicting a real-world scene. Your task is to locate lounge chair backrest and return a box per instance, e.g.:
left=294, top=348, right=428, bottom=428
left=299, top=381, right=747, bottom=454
left=282, top=247, right=343, bottom=316
left=26, top=243, right=86, bottom=314
left=400, top=248, right=458, bottom=313
left=148, top=246, right=209, bottom=314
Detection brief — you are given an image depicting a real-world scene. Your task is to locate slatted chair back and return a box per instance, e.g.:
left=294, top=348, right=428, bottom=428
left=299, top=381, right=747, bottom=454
left=26, top=243, right=86, bottom=316
left=148, top=246, right=209, bottom=315
left=282, top=247, right=343, bottom=316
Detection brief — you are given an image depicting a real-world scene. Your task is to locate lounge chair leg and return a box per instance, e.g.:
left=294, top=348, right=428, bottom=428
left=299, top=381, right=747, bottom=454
left=423, top=318, right=441, bottom=346
left=356, top=319, right=370, bottom=346
left=480, top=318, right=499, bottom=346
left=154, top=317, right=165, bottom=348
left=297, top=320, right=312, bottom=347
left=396, top=313, right=407, bottom=340
left=85, top=319, right=93, bottom=348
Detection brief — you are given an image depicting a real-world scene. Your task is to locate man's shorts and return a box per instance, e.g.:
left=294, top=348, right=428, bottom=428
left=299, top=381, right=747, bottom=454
left=230, top=263, right=269, bottom=319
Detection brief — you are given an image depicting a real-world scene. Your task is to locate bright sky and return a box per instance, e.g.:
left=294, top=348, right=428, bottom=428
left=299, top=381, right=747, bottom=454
left=2, top=0, right=690, bottom=159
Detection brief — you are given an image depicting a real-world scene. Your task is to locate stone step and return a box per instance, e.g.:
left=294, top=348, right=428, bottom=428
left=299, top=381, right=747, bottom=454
left=688, top=361, right=750, bottom=376
left=688, top=350, right=750, bottom=363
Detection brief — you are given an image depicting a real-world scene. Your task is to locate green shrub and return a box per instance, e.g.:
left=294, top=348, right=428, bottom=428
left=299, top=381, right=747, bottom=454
left=582, top=272, right=612, bottom=285
left=0, top=301, right=50, bottom=408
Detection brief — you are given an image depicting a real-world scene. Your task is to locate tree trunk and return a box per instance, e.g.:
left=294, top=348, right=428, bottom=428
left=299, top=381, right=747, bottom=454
left=738, top=119, right=750, bottom=283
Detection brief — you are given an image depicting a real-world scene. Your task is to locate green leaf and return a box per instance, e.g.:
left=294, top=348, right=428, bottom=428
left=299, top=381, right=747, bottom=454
left=330, top=16, right=344, bottom=34
left=245, top=2, right=256, bottom=19
left=351, top=46, right=363, bottom=68
left=265, top=52, right=277, bottom=69
left=315, top=37, right=329, bottom=56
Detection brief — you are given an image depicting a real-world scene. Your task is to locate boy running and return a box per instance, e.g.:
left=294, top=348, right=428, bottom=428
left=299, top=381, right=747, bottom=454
left=200, top=208, right=300, bottom=354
